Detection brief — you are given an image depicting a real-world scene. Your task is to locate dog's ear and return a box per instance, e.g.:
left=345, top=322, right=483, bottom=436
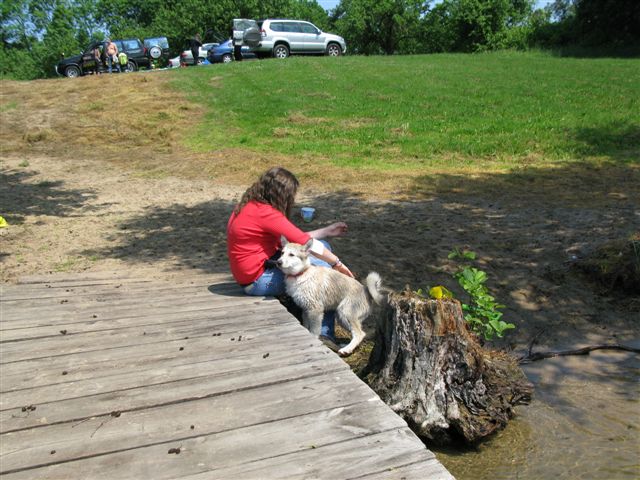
left=280, top=235, right=288, bottom=247
left=303, top=238, right=313, bottom=252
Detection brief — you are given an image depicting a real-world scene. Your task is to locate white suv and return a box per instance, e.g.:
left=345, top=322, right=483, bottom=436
left=237, top=19, right=347, bottom=59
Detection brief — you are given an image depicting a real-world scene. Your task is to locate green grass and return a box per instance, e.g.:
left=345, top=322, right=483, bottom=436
left=172, top=51, right=640, bottom=171
left=0, top=101, right=19, bottom=113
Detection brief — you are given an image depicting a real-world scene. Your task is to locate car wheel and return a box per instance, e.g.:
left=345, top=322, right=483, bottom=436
left=65, top=65, right=81, bottom=78
left=273, top=44, right=289, bottom=59
left=197, top=57, right=204, bottom=65
left=125, top=61, right=137, bottom=73
left=326, top=43, right=342, bottom=57
left=222, top=53, right=233, bottom=63
left=149, top=46, right=162, bottom=59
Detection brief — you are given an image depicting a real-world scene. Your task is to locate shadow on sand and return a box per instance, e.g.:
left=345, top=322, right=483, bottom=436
left=0, top=169, right=97, bottom=224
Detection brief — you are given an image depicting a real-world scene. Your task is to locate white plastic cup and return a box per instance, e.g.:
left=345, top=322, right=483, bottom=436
left=301, top=207, right=315, bottom=223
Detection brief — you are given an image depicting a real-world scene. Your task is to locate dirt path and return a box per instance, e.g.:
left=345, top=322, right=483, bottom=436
left=2, top=153, right=638, bottom=355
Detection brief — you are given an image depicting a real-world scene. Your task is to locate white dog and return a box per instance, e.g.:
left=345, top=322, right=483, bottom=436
left=277, top=237, right=385, bottom=356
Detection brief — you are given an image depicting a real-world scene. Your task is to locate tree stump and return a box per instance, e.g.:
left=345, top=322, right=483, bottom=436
left=363, top=289, right=533, bottom=445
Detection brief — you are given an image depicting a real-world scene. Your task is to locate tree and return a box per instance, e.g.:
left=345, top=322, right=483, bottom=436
left=532, top=0, right=640, bottom=50
left=37, top=2, right=80, bottom=78
left=573, top=0, right=640, bottom=48
left=96, top=0, right=161, bottom=33
left=333, top=0, right=423, bottom=55
left=71, top=0, right=103, bottom=46
left=288, top=0, right=331, bottom=30
left=1, top=0, right=84, bottom=79
left=419, top=0, right=534, bottom=52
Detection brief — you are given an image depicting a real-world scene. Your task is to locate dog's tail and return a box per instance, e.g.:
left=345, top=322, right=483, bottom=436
left=365, top=272, right=385, bottom=305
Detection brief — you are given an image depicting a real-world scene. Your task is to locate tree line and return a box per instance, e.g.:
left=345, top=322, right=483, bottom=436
left=2, top=0, right=638, bottom=80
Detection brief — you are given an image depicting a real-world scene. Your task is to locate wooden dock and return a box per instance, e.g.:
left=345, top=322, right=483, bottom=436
left=0, top=272, right=453, bottom=479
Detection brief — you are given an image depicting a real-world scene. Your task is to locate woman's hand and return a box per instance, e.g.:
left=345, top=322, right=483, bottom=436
left=334, top=262, right=355, bottom=278
left=322, top=222, right=348, bottom=237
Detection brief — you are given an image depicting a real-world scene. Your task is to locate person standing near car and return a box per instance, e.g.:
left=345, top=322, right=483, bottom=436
left=231, top=24, right=243, bottom=62
left=105, top=38, right=120, bottom=73
left=190, top=33, right=202, bottom=66
left=92, top=45, right=102, bottom=75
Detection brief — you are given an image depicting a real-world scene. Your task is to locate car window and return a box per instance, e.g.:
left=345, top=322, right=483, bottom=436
left=144, top=37, right=169, bottom=49
left=300, top=23, right=318, bottom=34
left=283, top=22, right=302, bottom=33
left=234, top=19, right=257, bottom=31
left=270, top=22, right=284, bottom=32
left=113, top=41, right=123, bottom=51
left=122, top=40, right=141, bottom=50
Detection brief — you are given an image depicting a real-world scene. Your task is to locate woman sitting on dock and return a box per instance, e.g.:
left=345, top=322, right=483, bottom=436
left=226, top=167, right=353, bottom=343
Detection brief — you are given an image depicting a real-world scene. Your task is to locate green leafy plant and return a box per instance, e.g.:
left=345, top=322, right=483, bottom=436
left=449, top=249, right=515, bottom=340
left=448, top=247, right=476, bottom=261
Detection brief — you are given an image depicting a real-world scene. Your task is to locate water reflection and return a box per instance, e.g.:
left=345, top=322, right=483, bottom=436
left=434, top=350, right=640, bottom=479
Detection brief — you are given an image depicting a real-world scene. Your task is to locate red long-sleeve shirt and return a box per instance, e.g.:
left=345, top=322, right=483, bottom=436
left=227, top=201, right=310, bottom=285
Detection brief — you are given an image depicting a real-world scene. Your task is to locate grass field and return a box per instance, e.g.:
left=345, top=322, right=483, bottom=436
left=173, top=51, right=639, bottom=172
left=2, top=51, right=638, bottom=197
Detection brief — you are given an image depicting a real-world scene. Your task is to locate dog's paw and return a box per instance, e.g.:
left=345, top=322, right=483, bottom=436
left=338, top=347, right=353, bottom=357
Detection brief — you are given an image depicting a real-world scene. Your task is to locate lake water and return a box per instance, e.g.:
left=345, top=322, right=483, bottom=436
left=434, top=350, right=640, bottom=479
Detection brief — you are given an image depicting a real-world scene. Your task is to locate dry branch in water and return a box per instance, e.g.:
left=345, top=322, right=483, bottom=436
left=519, top=344, right=640, bottom=363
left=362, top=289, right=533, bottom=445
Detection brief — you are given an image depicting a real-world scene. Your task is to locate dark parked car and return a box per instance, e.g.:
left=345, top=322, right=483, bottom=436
left=207, top=39, right=256, bottom=63
left=56, top=37, right=169, bottom=78
left=143, top=37, right=170, bottom=61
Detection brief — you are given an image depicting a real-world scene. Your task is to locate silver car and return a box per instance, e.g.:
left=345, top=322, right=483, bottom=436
left=236, top=18, right=347, bottom=59
left=168, top=43, right=220, bottom=67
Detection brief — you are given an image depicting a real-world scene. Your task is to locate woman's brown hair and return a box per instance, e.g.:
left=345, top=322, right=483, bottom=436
left=234, top=167, right=299, bottom=217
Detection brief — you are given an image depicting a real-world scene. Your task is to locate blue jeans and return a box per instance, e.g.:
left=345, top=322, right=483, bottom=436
left=106, top=55, right=120, bottom=73
left=242, top=240, right=336, bottom=340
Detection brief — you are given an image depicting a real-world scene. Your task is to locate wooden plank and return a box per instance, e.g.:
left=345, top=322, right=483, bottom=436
left=11, top=277, right=154, bottom=289
left=2, top=297, right=279, bottom=331
left=0, top=285, right=234, bottom=307
left=356, top=458, right=455, bottom=479
left=0, top=301, right=286, bottom=343
left=0, top=299, right=262, bottom=329
left=5, top=274, right=232, bottom=300
left=1, top=355, right=347, bottom=434
left=0, top=286, right=255, bottom=324
left=0, top=309, right=296, bottom=364
left=14, top=271, right=231, bottom=286
left=0, top=323, right=322, bottom=397
left=0, top=314, right=307, bottom=381
left=0, top=318, right=306, bottom=390
left=16, top=271, right=160, bottom=284
left=0, top=278, right=239, bottom=303
left=180, top=430, right=452, bottom=480
left=0, top=326, right=330, bottom=411
left=0, top=373, right=384, bottom=473
left=1, top=413, right=430, bottom=480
